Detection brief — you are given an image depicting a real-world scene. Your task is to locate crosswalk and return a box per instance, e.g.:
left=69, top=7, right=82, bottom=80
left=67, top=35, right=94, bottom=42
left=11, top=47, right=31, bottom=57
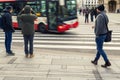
left=0, top=30, right=120, bottom=53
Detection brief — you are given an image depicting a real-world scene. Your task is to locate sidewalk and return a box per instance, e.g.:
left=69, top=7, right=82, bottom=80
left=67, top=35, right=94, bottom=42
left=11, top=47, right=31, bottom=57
left=0, top=44, right=120, bottom=80
left=0, top=13, right=120, bottom=80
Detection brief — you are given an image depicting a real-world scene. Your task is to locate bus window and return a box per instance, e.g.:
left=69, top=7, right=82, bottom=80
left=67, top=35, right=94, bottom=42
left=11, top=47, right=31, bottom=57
left=58, top=0, right=77, bottom=21
left=26, top=0, right=46, bottom=17
left=65, top=0, right=77, bottom=16
left=40, top=0, right=46, bottom=16
left=0, top=3, right=3, bottom=12
left=48, top=1, right=58, bottom=30
left=12, top=2, right=26, bottom=15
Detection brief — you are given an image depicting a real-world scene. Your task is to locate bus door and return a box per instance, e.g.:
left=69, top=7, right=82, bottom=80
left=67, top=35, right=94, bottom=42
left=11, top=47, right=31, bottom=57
left=47, top=0, right=59, bottom=31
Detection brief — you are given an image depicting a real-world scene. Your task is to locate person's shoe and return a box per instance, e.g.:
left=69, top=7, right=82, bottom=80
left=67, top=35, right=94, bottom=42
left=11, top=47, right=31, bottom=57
left=25, top=54, right=29, bottom=58
left=6, top=51, right=15, bottom=56
left=6, top=53, right=15, bottom=56
left=91, top=60, right=98, bottom=65
left=101, top=61, right=111, bottom=68
left=30, top=54, right=34, bottom=58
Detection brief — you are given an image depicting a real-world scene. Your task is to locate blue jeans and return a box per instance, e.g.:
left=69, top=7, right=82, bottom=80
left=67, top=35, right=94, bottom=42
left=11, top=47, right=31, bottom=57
left=5, top=31, right=12, bottom=53
left=23, top=35, right=34, bottom=55
left=95, top=35, right=109, bottom=62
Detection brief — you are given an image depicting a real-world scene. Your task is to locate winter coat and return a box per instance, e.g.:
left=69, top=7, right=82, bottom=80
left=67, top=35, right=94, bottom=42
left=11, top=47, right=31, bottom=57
left=2, top=10, right=15, bottom=32
left=18, top=5, right=37, bottom=35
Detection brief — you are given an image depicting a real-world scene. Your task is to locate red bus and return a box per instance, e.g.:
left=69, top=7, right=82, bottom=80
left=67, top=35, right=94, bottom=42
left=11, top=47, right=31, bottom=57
left=0, top=0, right=79, bottom=33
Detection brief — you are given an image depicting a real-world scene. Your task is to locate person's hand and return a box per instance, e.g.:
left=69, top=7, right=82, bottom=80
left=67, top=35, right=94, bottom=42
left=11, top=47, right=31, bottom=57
left=92, top=26, right=95, bottom=29
left=31, top=8, right=33, bottom=11
left=21, top=8, right=24, bottom=12
left=12, top=28, right=15, bottom=33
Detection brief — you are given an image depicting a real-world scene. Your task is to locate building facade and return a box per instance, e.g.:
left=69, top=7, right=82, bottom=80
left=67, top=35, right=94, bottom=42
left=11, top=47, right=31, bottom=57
left=98, top=0, right=120, bottom=12
left=77, top=0, right=99, bottom=9
left=77, top=0, right=120, bottom=12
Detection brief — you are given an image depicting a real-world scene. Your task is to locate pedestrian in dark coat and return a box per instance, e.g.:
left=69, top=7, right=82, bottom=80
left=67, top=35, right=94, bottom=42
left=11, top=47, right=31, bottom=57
left=3, top=6, right=15, bottom=56
left=18, top=5, right=37, bottom=58
left=90, top=7, right=94, bottom=22
left=91, top=4, right=111, bottom=68
left=84, top=8, right=89, bottom=23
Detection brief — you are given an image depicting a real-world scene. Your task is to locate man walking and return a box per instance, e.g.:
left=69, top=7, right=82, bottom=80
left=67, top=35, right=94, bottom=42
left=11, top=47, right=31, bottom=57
left=3, top=6, right=15, bottom=56
left=91, top=4, right=111, bottom=68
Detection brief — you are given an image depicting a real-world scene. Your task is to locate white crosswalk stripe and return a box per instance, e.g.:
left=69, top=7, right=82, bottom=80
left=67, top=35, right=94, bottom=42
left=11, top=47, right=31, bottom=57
left=0, top=30, right=120, bottom=51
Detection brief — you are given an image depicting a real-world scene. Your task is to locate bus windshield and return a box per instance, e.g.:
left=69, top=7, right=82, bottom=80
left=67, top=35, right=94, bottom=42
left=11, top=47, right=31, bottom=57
left=66, top=0, right=77, bottom=16
left=58, top=0, right=77, bottom=21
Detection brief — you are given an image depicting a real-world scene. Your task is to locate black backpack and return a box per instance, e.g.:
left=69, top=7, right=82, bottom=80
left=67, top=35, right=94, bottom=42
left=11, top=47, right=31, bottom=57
left=0, top=14, right=5, bottom=29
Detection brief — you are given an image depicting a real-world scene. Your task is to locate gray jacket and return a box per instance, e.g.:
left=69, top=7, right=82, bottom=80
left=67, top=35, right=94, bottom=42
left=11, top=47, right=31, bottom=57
left=94, top=11, right=109, bottom=36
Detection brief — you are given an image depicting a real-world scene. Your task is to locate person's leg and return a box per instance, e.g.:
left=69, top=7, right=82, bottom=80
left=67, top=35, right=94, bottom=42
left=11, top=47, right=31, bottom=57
left=96, top=35, right=108, bottom=62
left=87, top=15, right=89, bottom=23
left=91, top=51, right=100, bottom=65
left=95, top=51, right=100, bottom=60
left=23, top=35, right=29, bottom=57
left=5, top=31, right=12, bottom=54
left=29, top=35, right=34, bottom=58
left=29, top=35, right=34, bottom=54
left=91, top=36, right=102, bottom=65
left=85, top=16, right=86, bottom=23
left=5, top=32, right=8, bottom=53
left=96, top=35, right=111, bottom=67
left=91, top=15, right=93, bottom=22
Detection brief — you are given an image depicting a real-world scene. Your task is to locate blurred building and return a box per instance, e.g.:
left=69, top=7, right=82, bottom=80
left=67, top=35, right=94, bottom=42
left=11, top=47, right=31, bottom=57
left=98, top=0, right=120, bottom=13
left=77, top=0, right=120, bottom=12
left=77, top=0, right=99, bottom=9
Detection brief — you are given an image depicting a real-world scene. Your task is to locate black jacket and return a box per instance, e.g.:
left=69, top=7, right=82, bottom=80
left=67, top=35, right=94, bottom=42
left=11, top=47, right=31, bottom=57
left=3, top=10, right=14, bottom=32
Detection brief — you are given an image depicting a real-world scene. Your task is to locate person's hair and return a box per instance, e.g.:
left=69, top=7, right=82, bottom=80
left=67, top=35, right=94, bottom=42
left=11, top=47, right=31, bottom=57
left=6, top=6, right=13, bottom=11
left=97, top=4, right=105, bottom=11
left=24, top=5, right=31, bottom=14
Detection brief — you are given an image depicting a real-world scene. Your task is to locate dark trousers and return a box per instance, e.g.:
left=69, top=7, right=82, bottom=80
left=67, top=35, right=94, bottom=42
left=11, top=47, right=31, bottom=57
left=23, top=35, right=34, bottom=55
left=90, top=14, right=94, bottom=22
left=85, top=14, right=89, bottom=23
left=95, top=35, right=109, bottom=62
left=5, top=31, right=12, bottom=53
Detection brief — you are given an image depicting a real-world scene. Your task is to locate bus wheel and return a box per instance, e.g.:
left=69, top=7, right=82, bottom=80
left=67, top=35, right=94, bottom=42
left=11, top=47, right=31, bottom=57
left=38, top=23, right=47, bottom=33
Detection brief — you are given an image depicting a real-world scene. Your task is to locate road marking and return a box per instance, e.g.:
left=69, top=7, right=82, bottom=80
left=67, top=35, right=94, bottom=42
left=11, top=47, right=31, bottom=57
left=0, top=36, right=120, bottom=40
left=0, top=31, right=119, bottom=51
left=34, top=45, right=120, bottom=51
left=0, top=40, right=120, bottom=45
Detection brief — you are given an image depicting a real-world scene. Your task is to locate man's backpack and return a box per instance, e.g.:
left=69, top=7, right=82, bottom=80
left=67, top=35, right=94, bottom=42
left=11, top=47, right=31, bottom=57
left=0, top=14, right=5, bottom=29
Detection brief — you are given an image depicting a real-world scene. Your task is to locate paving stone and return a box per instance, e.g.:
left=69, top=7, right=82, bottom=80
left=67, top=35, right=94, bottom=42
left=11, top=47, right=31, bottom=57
left=14, top=58, right=52, bottom=64
left=0, top=57, right=13, bottom=64
left=0, top=71, right=48, bottom=77
left=3, top=77, right=32, bottom=80
left=33, top=77, right=60, bottom=80
left=102, top=78, right=120, bottom=80
left=67, top=65, right=85, bottom=70
left=16, top=64, right=40, bottom=68
left=61, top=77, right=96, bottom=80
left=52, top=59, right=92, bottom=66
left=0, top=77, right=4, bottom=80
left=39, top=64, right=61, bottom=70
left=48, top=71, right=95, bottom=78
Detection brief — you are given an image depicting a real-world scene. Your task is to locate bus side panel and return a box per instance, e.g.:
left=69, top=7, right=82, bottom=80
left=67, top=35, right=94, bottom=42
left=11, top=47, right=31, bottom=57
left=12, top=16, right=48, bottom=31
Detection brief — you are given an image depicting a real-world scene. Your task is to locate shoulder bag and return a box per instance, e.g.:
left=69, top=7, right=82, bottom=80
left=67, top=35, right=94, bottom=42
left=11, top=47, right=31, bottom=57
left=103, top=15, right=112, bottom=42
